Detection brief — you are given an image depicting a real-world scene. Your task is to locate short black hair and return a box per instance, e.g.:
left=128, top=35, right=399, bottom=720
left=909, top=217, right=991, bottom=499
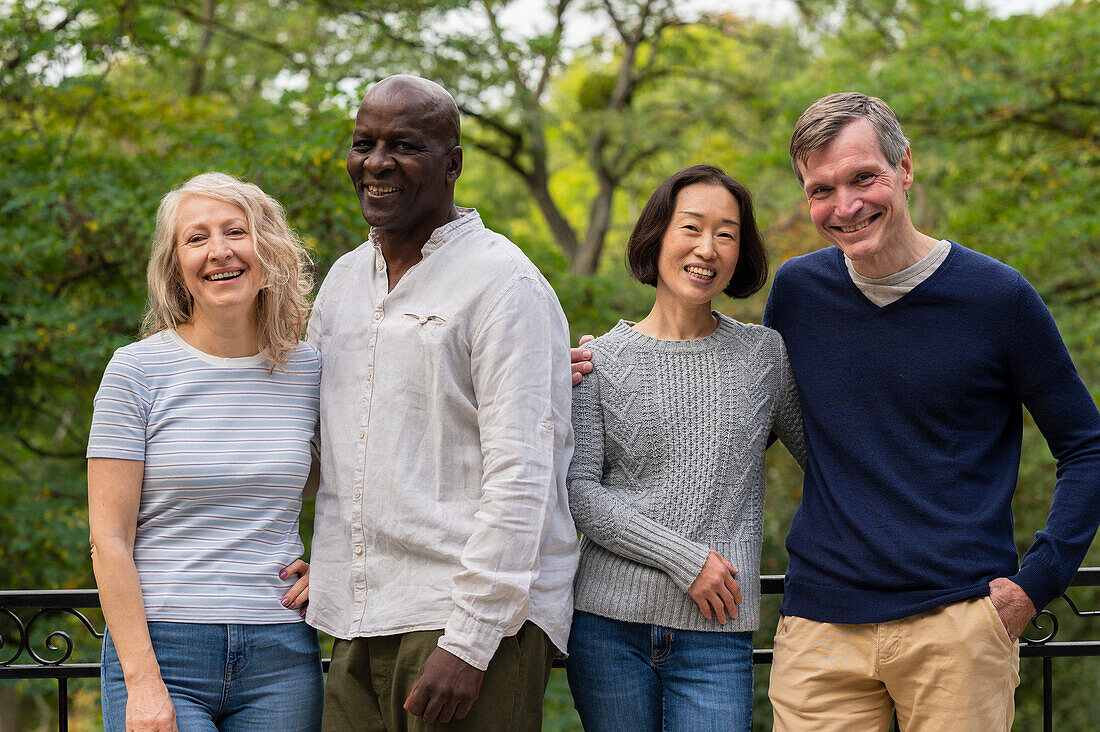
left=627, top=164, right=767, bottom=298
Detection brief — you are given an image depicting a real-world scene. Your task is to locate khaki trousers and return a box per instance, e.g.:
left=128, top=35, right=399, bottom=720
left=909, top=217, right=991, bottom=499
left=769, top=597, right=1020, bottom=731
left=322, top=621, right=554, bottom=731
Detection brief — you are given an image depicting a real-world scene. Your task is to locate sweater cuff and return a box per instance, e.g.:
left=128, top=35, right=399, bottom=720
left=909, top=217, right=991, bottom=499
left=438, top=607, right=505, bottom=672
left=1010, top=558, right=1063, bottom=612
left=620, top=516, right=710, bottom=592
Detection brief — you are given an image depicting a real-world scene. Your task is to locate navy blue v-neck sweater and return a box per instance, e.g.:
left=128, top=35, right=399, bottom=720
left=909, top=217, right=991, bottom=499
left=764, top=241, right=1100, bottom=623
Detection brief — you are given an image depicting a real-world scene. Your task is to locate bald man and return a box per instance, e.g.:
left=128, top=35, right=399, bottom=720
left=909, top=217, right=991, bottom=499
left=305, top=76, right=580, bottom=731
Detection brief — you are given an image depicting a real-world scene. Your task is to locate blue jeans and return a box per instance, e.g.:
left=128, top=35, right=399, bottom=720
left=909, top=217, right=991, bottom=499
left=101, top=621, right=323, bottom=732
left=566, top=610, right=754, bottom=732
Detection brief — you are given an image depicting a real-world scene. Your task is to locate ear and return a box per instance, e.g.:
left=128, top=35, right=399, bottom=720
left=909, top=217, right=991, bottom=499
left=898, top=147, right=914, bottom=191
left=446, top=145, right=463, bottom=186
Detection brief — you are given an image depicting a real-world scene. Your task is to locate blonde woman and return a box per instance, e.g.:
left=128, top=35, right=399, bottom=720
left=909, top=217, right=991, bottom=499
left=88, top=173, right=322, bottom=732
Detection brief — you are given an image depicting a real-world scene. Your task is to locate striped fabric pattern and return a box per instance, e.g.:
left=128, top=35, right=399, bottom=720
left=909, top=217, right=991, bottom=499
left=87, top=330, right=320, bottom=624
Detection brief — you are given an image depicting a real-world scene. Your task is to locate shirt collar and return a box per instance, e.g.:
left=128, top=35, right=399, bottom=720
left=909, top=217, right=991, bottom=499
left=368, top=207, right=481, bottom=258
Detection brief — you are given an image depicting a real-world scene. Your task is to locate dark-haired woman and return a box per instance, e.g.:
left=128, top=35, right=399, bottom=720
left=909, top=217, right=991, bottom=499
left=565, top=165, right=805, bottom=731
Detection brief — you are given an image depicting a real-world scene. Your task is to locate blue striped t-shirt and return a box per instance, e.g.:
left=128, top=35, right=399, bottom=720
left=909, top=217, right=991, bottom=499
left=87, top=330, right=321, bottom=624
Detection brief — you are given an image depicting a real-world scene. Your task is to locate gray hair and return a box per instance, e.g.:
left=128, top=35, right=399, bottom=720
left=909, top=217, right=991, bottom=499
left=789, top=92, right=909, bottom=186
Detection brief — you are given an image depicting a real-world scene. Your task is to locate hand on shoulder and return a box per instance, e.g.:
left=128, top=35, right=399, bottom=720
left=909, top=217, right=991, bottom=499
left=570, top=334, right=595, bottom=386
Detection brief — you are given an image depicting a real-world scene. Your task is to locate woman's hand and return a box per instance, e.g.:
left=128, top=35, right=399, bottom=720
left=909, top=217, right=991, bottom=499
left=687, top=550, right=742, bottom=624
left=126, top=678, right=178, bottom=731
left=280, top=558, right=310, bottom=617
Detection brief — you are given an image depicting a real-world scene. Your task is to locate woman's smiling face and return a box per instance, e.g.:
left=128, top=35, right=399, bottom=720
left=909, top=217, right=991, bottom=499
left=175, top=196, right=263, bottom=326
left=654, top=182, right=742, bottom=307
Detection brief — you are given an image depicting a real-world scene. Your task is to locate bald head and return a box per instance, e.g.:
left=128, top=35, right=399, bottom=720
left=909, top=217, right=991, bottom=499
left=346, top=74, right=464, bottom=250
left=364, top=75, right=461, bottom=148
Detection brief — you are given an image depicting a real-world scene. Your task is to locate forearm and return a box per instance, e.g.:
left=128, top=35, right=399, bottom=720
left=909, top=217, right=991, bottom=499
left=1012, top=449, right=1100, bottom=610
left=570, top=490, right=710, bottom=591
left=441, top=438, right=557, bottom=668
left=91, top=539, right=163, bottom=685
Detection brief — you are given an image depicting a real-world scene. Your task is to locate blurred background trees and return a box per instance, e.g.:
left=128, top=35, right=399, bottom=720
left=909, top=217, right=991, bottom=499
left=2, top=0, right=1097, bottom=728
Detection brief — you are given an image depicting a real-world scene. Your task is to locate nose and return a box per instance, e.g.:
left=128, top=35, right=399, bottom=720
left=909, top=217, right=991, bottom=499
left=835, top=186, right=862, bottom=219
left=364, top=143, right=395, bottom=173
left=207, top=233, right=233, bottom=261
left=694, top=233, right=718, bottom=259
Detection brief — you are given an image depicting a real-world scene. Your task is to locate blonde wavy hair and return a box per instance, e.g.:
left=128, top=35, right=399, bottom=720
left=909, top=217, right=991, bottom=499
left=142, top=172, right=313, bottom=370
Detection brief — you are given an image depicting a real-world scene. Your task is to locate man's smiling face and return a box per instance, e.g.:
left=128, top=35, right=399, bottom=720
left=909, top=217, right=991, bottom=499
left=346, top=79, right=461, bottom=248
left=798, top=118, right=914, bottom=270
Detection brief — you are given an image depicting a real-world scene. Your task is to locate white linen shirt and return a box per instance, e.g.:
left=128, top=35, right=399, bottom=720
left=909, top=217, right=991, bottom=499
left=305, top=208, right=579, bottom=670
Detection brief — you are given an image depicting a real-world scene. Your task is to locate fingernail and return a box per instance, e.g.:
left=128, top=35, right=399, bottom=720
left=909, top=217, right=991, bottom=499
left=282, top=598, right=291, bottom=607
left=583, top=350, right=591, bottom=358
left=300, top=609, right=306, bottom=617
left=279, top=570, right=288, bottom=579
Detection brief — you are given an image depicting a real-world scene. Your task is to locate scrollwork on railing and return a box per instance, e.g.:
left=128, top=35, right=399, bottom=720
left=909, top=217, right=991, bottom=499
left=1020, top=584, right=1098, bottom=646
left=0, top=609, right=27, bottom=666
left=0, top=599, right=103, bottom=667
left=24, top=609, right=104, bottom=665
left=1021, top=608, right=1058, bottom=645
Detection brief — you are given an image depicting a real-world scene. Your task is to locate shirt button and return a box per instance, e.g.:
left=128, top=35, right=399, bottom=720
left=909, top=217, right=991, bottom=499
left=418, top=316, right=428, bottom=324
left=376, top=262, right=384, bottom=271
left=365, top=370, right=372, bottom=381
left=354, top=489, right=362, bottom=499
left=373, top=311, right=381, bottom=321
left=354, top=545, right=363, bottom=555
left=358, top=430, right=365, bottom=439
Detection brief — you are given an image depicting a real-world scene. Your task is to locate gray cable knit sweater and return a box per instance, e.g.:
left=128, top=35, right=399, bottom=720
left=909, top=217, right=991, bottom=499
left=567, top=314, right=805, bottom=632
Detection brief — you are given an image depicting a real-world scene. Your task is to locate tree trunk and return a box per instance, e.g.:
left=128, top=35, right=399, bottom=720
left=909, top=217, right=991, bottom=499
left=573, top=171, right=615, bottom=275
left=0, top=687, right=19, bottom=732
left=522, top=164, right=580, bottom=262
left=188, top=0, right=219, bottom=97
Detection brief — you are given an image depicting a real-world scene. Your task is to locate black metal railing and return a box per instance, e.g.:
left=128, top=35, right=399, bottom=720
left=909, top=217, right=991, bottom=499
left=2, top=569, right=1098, bottom=731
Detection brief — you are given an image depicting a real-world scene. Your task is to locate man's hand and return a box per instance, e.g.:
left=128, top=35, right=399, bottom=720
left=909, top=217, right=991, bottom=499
left=570, top=334, right=595, bottom=386
left=404, top=646, right=486, bottom=724
left=687, top=550, right=742, bottom=624
left=988, top=577, right=1037, bottom=642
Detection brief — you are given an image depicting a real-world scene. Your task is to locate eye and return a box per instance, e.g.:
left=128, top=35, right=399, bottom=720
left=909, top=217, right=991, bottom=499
left=227, top=227, right=248, bottom=238
left=682, top=224, right=700, bottom=232
left=856, top=173, right=874, bottom=183
left=351, top=140, right=373, bottom=152
left=183, top=233, right=206, bottom=245
left=811, top=186, right=830, bottom=197
left=394, top=142, right=412, bottom=151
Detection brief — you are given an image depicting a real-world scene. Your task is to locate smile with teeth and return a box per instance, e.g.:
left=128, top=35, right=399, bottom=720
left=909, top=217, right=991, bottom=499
left=836, top=214, right=878, bottom=233
left=205, top=270, right=243, bottom=281
left=685, top=265, right=716, bottom=280
left=367, top=184, right=399, bottom=195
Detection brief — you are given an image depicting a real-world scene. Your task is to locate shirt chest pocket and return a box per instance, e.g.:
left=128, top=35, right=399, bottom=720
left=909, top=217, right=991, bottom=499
left=402, top=311, right=451, bottom=346
left=389, top=310, right=465, bottom=405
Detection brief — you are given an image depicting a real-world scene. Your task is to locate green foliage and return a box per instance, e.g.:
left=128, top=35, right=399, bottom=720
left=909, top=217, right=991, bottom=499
left=2, top=0, right=1098, bottom=728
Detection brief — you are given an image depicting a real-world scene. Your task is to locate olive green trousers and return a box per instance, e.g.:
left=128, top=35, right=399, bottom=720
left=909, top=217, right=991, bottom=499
left=322, top=621, right=555, bottom=731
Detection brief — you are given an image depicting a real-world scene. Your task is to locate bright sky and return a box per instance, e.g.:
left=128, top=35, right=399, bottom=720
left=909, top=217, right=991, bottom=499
left=499, top=0, right=1068, bottom=45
